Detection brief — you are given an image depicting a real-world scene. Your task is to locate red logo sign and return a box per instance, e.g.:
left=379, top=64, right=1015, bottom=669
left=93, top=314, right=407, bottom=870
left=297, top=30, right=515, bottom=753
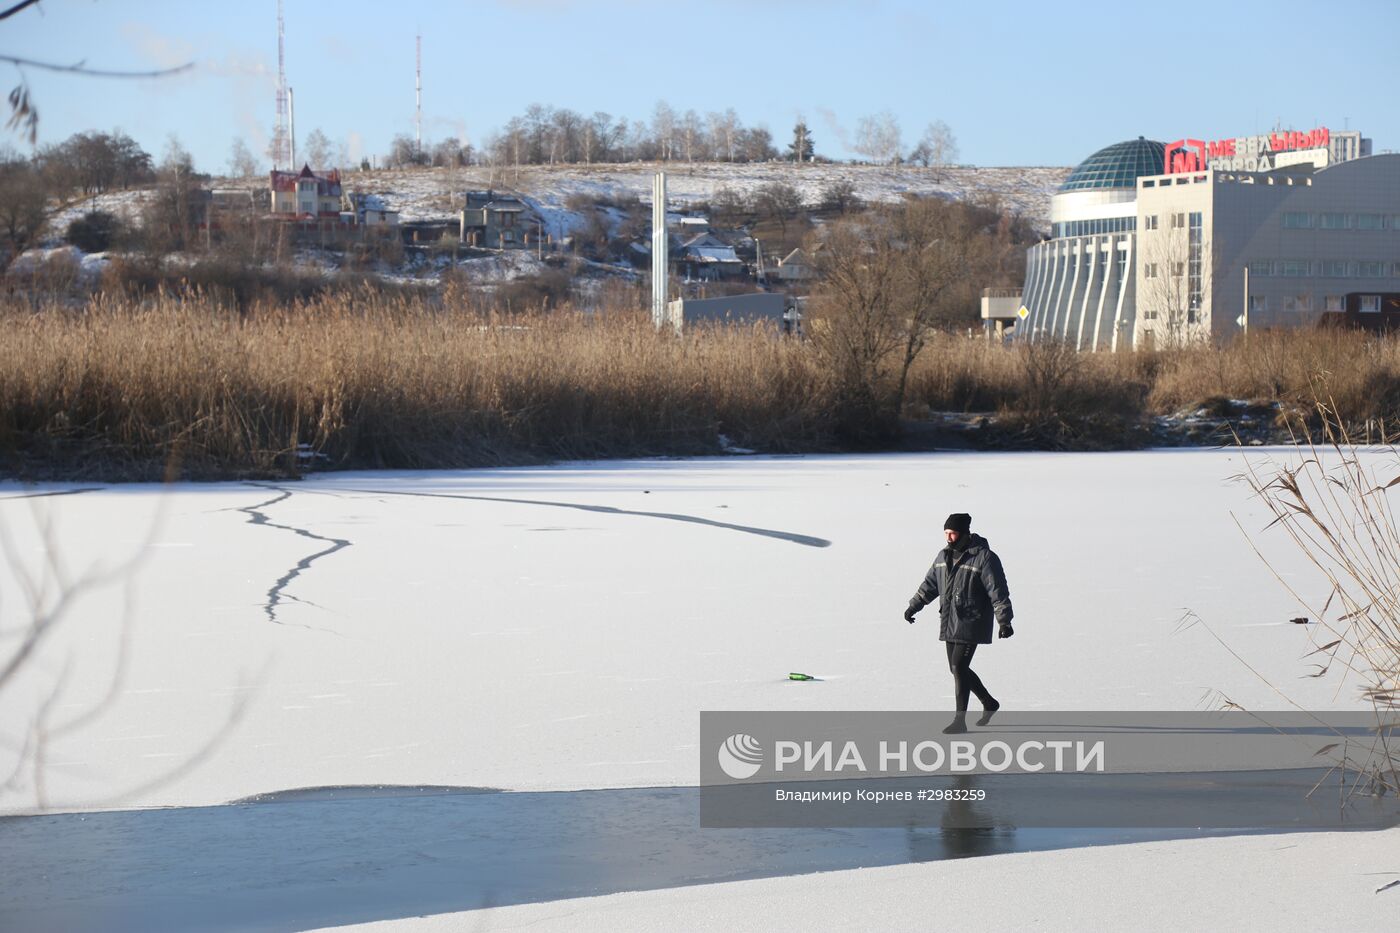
left=1164, top=139, right=1207, bottom=174
left=1164, top=126, right=1330, bottom=174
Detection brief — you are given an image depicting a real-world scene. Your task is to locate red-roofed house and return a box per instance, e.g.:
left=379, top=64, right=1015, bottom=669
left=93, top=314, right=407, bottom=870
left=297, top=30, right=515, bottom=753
left=270, top=165, right=344, bottom=219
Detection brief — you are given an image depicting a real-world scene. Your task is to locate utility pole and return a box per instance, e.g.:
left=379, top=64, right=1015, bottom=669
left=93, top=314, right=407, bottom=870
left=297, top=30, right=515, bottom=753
left=415, top=34, right=423, bottom=160
left=1242, top=264, right=1249, bottom=339
left=652, top=172, right=668, bottom=329
left=288, top=86, right=296, bottom=169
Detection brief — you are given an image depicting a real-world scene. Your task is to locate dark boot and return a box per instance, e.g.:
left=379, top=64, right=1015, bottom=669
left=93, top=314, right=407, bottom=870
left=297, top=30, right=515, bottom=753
left=941, top=713, right=968, bottom=734
left=976, top=698, right=1000, bottom=727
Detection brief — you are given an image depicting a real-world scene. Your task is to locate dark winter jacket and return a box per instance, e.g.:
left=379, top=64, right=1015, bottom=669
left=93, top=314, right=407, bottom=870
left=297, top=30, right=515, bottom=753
left=909, top=533, right=1013, bottom=644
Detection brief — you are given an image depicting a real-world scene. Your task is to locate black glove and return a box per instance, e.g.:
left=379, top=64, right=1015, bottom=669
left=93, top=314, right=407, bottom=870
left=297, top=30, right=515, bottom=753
left=904, top=600, right=921, bottom=624
left=998, top=621, right=1014, bottom=639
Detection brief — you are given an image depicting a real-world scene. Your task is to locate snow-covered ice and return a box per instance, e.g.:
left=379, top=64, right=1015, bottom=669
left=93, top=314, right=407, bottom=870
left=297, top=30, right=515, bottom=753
left=0, top=449, right=1378, bottom=814
left=2, top=449, right=1395, bottom=932
left=312, top=825, right=1400, bottom=933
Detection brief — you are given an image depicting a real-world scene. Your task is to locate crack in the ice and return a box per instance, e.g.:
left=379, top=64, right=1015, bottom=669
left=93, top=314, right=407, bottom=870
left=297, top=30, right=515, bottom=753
left=237, top=486, right=351, bottom=630
left=334, top=486, right=832, bottom=548
left=0, top=487, right=104, bottom=501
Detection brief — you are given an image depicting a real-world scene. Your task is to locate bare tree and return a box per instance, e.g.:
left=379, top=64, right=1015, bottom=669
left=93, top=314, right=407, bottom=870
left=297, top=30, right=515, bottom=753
left=142, top=136, right=203, bottom=253
left=854, top=111, right=903, bottom=165
left=707, top=109, right=740, bottom=162
left=708, top=186, right=749, bottom=227
left=582, top=111, right=610, bottom=164
left=549, top=108, right=582, bottom=163
left=302, top=128, right=333, bottom=170
left=227, top=137, right=260, bottom=179
left=810, top=198, right=1001, bottom=435
left=680, top=109, right=703, bottom=163
left=910, top=120, right=959, bottom=180
left=36, top=130, right=152, bottom=201
left=387, top=133, right=426, bottom=169
left=736, top=126, right=777, bottom=163
left=819, top=177, right=860, bottom=214
left=501, top=117, right=526, bottom=168
left=651, top=100, right=677, bottom=161
left=755, top=181, right=804, bottom=239
left=0, top=158, right=47, bottom=262
left=430, top=137, right=469, bottom=168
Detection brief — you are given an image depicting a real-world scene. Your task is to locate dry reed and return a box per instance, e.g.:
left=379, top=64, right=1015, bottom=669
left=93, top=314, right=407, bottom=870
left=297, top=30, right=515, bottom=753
left=5, top=290, right=1400, bottom=479
left=1229, top=402, right=1400, bottom=797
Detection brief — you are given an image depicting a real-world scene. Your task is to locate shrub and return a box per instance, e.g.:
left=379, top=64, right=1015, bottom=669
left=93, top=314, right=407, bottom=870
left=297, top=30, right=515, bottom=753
left=65, top=211, right=124, bottom=253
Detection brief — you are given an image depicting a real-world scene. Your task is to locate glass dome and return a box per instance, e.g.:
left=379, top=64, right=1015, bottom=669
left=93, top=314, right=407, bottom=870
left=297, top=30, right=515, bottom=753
left=1059, top=138, right=1167, bottom=192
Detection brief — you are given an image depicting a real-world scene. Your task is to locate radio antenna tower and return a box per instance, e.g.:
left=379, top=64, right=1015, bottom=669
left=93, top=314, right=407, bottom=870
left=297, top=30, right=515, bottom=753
left=273, top=0, right=289, bottom=170
left=415, top=33, right=423, bottom=158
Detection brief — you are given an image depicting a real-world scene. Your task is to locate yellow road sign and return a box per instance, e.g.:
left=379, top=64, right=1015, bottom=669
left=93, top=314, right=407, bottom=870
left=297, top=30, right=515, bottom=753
left=1017, top=305, right=1030, bottom=320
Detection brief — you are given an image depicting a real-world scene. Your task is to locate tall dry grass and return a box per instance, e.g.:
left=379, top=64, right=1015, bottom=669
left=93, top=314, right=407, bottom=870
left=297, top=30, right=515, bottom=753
left=5, top=289, right=1400, bottom=479
left=1230, top=406, right=1399, bottom=798
left=0, top=291, right=834, bottom=478
left=1150, top=329, right=1400, bottom=432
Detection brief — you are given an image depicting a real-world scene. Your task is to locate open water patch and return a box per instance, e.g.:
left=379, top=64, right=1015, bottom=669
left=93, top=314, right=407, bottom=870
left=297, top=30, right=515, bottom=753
left=0, top=781, right=1382, bottom=933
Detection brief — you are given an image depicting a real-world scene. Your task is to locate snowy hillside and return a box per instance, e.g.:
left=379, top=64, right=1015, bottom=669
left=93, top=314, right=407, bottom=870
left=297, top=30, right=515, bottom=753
left=37, top=162, right=1068, bottom=250
left=341, top=161, right=1069, bottom=235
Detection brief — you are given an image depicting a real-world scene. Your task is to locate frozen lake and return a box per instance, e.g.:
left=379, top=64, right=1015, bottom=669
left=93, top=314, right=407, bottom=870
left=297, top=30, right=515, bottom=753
left=2, top=449, right=1397, bottom=931
left=0, top=449, right=1380, bottom=814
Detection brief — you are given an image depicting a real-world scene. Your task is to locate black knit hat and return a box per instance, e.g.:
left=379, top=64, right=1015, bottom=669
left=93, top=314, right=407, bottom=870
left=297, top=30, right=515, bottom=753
left=944, top=513, right=972, bottom=535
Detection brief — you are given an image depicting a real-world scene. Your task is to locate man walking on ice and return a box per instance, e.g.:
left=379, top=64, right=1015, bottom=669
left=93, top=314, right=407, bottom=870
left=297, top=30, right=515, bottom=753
left=904, top=513, right=1014, bottom=734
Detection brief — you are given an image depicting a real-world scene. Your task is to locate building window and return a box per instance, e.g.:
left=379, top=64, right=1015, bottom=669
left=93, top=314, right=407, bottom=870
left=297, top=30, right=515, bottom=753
left=1282, top=212, right=1313, bottom=229
left=1320, top=259, right=1351, bottom=277
left=1248, top=260, right=1273, bottom=277
left=1279, top=260, right=1311, bottom=277
left=1360, top=295, right=1382, bottom=313
left=1170, top=212, right=1186, bottom=229
left=1172, top=262, right=1185, bottom=277
left=1325, top=295, right=1344, bottom=312
left=1249, top=295, right=1267, bottom=312
left=1358, top=260, right=1386, bottom=277
left=1357, top=213, right=1387, bottom=231
left=1281, top=295, right=1313, bottom=312
left=1143, top=215, right=1159, bottom=231
left=1393, top=262, right=1400, bottom=277
left=1143, top=309, right=1159, bottom=320
left=1187, top=211, right=1203, bottom=322
left=1144, top=262, right=1159, bottom=279
left=1319, top=212, right=1353, bottom=230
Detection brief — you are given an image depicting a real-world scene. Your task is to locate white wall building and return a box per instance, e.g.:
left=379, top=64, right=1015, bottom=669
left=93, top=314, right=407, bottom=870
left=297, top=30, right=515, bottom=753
left=1017, top=126, right=1395, bottom=349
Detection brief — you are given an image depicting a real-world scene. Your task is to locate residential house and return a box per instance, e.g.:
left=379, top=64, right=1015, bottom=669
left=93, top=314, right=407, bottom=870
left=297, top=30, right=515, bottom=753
left=774, top=247, right=816, bottom=283
left=343, top=192, right=400, bottom=227
left=460, top=190, right=530, bottom=249
left=675, top=232, right=745, bottom=281
left=270, top=165, right=344, bottom=219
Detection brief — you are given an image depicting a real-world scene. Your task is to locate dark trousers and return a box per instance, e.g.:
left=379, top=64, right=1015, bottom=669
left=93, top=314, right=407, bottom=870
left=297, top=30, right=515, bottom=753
left=946, top=641, right=994, bottom=712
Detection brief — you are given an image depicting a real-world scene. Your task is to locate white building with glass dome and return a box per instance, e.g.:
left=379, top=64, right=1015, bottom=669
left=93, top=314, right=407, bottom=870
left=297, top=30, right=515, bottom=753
left=1005, top=128, right=1399, bottom=350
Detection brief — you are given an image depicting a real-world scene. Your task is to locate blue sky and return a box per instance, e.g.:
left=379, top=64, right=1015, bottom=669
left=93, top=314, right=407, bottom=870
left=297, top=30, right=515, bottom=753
left=6, top=0, right=1398, bottom=173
